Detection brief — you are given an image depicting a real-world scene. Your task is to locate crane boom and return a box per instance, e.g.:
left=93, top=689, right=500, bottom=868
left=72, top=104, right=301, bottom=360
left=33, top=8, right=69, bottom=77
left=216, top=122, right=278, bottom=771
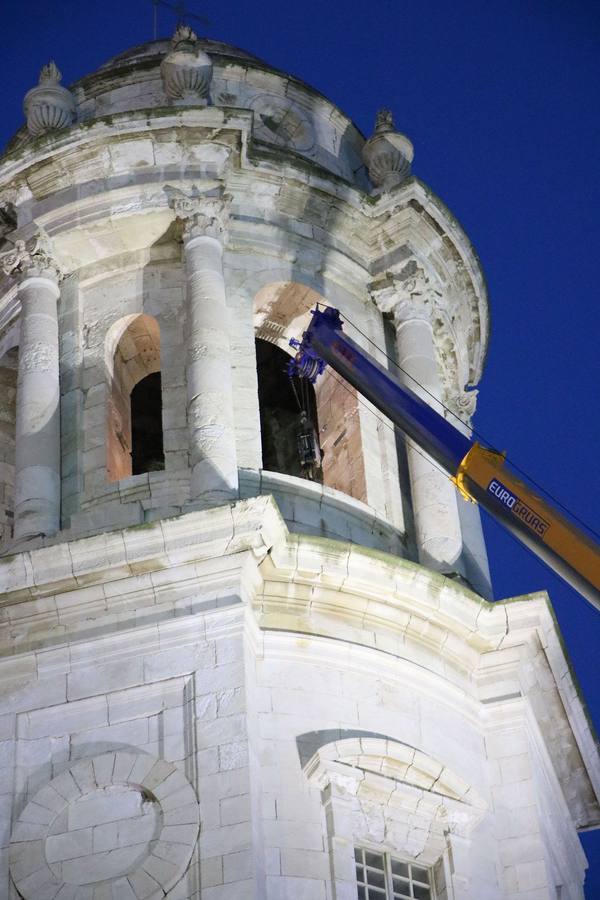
left=294, top=307, right=600, bottom=612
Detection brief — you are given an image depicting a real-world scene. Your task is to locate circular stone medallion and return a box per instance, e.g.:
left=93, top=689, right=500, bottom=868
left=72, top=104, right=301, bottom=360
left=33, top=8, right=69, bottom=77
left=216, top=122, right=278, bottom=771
left=9, top=751, right=199, bottom=900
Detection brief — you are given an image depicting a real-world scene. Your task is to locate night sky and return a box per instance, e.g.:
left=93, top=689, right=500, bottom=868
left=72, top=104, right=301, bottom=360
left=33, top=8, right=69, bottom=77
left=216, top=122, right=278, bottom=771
left=1, top=0, right=599, bottom=893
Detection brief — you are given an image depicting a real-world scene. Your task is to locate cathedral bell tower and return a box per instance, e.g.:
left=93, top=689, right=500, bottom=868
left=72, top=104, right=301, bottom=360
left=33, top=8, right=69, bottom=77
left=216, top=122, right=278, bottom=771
left=0, top=27, right=598, bottom=900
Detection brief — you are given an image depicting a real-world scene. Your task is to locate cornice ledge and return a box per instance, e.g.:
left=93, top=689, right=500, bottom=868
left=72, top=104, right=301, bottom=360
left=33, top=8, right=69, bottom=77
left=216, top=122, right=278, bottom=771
left=0, top=106, right=250, bottom=197
left=369, top=177, right=486, bottom=286
left=367, top=177, right=489, bottom=384
left=0, top=495, right=286, bottom=604
left=256, top=534, right=538, bottom=677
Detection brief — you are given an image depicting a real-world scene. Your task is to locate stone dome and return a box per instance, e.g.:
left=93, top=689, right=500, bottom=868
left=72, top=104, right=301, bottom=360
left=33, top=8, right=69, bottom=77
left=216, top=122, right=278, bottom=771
left=4, top=34, right=369, bottom=189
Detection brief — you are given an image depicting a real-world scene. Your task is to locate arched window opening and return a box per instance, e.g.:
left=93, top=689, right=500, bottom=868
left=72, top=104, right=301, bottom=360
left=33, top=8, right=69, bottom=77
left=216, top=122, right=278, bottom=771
left=131, top=372, right=165, bottom=475
left=253, top=281, right=369, bottom=504
left=0, top=347, right=18, bottom=544
left=106, top=314, right=164, bottom=482
left=255, top=338, right=322, bottom=481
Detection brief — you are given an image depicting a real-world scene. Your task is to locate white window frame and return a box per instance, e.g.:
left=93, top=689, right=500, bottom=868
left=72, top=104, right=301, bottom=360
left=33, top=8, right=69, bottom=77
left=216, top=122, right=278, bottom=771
left=354, top=846, right=435, bottom=900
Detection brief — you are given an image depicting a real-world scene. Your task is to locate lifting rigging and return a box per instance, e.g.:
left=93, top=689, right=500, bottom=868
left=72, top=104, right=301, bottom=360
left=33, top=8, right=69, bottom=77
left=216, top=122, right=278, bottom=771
left=290, top=306, right=600, bottom=613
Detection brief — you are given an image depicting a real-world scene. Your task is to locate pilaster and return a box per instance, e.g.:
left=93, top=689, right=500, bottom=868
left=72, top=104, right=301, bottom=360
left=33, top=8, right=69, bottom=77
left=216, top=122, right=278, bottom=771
left=2, top=232, right=62, bottom=539
left=168, top=187, right=238, bottom=505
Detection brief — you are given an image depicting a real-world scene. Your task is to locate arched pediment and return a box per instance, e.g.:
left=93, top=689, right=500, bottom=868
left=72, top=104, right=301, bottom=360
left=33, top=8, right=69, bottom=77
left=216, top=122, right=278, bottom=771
left=302, top=732, right=485, bottom=815
left=302, top=731, right=487, bottom=865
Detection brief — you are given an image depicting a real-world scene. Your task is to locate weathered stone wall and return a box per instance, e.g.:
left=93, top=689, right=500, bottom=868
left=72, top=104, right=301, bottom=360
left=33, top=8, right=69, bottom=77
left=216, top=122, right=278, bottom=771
left=63, top=254, right=189, bottom=534
left=4, top=32, right=592, bottom=900
left=0, top=500, right=595, bottom=899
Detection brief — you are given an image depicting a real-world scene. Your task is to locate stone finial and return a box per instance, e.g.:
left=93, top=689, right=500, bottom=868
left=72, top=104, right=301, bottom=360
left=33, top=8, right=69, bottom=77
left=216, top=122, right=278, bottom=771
left=375, top=108, right=395, bottom=132
left=171, top=24, right=198, bottom=51
left=1, top=231, right=61, bottom=281
left=161, top=25, right=212, bottom=103
left=23, top=61, right=75, bottom=137
left=38, top=61, right=62, bottom=84
left=362, top=108, right=414, bottom=193
left=165, top=185, right=230, bottom=242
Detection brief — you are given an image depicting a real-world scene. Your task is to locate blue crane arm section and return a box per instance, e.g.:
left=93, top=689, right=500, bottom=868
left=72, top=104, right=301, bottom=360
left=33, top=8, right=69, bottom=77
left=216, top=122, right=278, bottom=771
left=298, top=307, right=472, bottom=474
left=295, top=307, right=600, bottom=612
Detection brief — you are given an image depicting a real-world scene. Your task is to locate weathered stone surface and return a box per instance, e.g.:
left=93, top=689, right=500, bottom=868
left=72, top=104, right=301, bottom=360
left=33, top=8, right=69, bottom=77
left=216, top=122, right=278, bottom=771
left=9, top=752, right=198, bottom=898
left=0, top=27, right=596, bottom=900
left=23, top=62, right=75, bottom=137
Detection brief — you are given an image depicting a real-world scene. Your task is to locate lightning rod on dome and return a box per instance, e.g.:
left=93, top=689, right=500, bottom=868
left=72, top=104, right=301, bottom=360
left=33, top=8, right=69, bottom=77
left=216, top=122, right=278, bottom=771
left=151, top=0, right=210, bottom=40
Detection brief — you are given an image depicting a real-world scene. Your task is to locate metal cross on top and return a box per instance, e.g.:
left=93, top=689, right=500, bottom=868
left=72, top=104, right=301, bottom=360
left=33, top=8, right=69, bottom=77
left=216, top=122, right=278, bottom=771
left=152, top=0, right=211, bottom=39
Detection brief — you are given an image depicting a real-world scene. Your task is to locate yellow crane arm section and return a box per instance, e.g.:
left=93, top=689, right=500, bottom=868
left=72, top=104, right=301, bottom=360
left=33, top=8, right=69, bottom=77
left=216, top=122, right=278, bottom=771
left=454, top=444, right=600, bottom=597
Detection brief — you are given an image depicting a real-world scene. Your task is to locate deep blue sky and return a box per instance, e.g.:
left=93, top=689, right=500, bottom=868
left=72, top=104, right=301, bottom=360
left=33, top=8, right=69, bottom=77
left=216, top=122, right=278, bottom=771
left=2, top=0, right=599, bottom=893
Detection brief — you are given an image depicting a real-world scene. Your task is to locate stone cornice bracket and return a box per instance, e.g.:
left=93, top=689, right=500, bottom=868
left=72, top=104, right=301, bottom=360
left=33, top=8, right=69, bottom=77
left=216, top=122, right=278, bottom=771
left=165, top=184, right=231, bottom=244
left=362, top=108, right=414, bottom=194
left=23, top=61, right=75, bottom=137
left=369, top=260, right=441, bottom=325
left=161, top=25, right=213, bottom=104
left=0, top=231, right=62, bottom=283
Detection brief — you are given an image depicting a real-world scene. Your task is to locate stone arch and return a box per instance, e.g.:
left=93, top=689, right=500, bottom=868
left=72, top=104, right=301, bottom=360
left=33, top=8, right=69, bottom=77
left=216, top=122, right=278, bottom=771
left=302, top=732, right=486, bottom=896
left=105, top=314, right=164, bottom=482
left=304, top=734, right=485, bottom=812
left=254, top=282, right=367, bottom=503
left=0, top=344, right=18, bottom=545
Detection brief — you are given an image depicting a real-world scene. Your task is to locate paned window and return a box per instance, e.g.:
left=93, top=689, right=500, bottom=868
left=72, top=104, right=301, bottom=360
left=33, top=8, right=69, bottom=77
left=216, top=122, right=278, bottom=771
left=354, top=847, right=434, bottom=900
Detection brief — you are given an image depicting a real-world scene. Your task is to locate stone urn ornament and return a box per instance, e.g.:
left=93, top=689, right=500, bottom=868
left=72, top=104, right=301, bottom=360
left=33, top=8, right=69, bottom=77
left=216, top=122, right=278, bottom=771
left=161, top=25, right=213, bottom=103
left=362, top=109, right=414, bottom=192
left=23, top=62, right=75, bottom=136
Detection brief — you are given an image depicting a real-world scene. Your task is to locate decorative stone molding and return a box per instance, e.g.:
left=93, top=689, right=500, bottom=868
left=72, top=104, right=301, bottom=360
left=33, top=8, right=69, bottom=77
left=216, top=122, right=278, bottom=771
left=0, top=231, right=61, bottom=282
left=304, top=736, right=486, bottom=893
left=23, top=62, right=75, bottom=137
left=9, top=751, right=199, bottom=899
left=165, top=184, right=231, bottom=243
left=370, top=260, right=475, bottom=421
left=370, top=261, right=440, bottom=326
left=445, top=386, right=478, bottom=427
left=362, top=109, right=414, bottom=193
left=161, top=25, right=213, bottom=103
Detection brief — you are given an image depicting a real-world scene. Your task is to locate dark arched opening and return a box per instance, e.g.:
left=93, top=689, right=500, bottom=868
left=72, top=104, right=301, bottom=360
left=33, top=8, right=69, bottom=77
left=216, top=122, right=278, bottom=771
left=256, top=338, right=322, bottom=480
left=131, top=372, right=165, bottom=476
left=0, top=346, right=18, bottom=544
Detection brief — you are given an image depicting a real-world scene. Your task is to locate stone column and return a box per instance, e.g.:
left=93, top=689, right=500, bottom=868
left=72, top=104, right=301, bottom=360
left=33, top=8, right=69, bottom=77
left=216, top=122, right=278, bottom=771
left=448, top=388, right=492, bottom=597
left=2, top=234, right=62, bottom=539
left=168, top=188, right=238, bottom=504
left=372, top=266, right=463, bottom=572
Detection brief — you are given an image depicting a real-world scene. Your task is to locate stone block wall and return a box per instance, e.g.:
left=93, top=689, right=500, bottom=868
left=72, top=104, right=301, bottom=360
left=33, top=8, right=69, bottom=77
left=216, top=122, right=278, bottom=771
left=0, top=501, right=596, bottom=898
left=63, top=254, right=190, bottom=536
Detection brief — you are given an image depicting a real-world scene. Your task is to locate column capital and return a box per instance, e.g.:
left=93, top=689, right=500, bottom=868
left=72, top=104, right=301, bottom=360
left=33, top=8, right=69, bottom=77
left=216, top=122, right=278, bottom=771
left=369, top=261, right=441, bottom=326
left=165, top=185, right=231, bottom=244
left=1, top=231, right=61, bottom=285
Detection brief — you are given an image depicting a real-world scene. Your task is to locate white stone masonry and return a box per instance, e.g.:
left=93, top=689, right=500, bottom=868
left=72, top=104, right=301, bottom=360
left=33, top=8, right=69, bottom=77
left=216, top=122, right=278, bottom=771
left=373, top=267, right=463, bottom=572
left=169, top=188, right=239, bottom=505
left=1, top=233, right=61, bottom=539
